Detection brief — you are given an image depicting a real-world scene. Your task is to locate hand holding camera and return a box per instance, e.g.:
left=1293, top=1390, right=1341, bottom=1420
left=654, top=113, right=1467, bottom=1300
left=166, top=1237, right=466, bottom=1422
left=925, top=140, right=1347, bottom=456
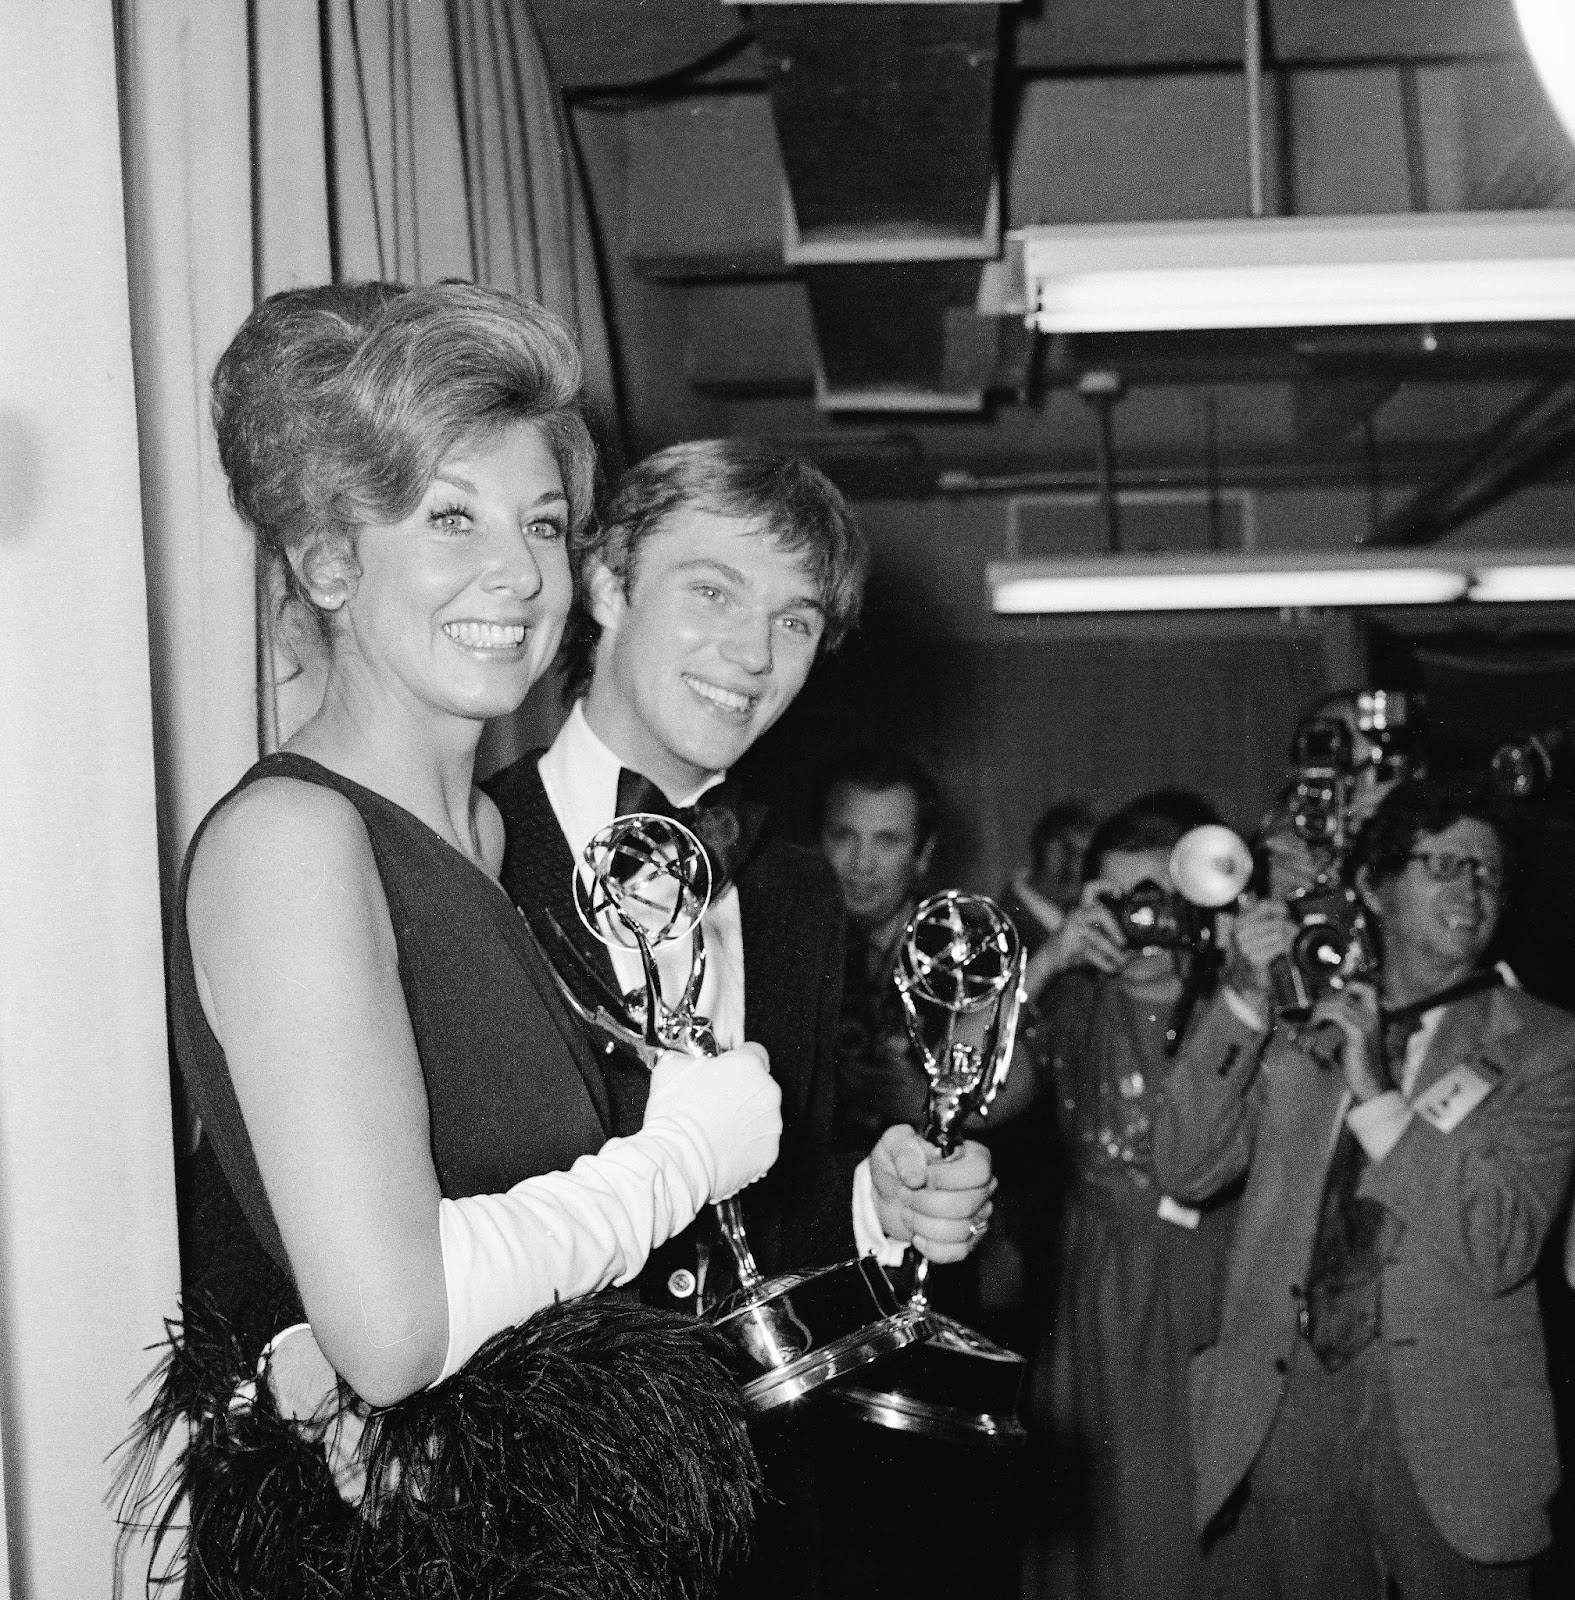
left=1221, top=897, right=1295, bottom=1001
left=1304, top=980, right=1389, bottom=1102
left=1024, top=882, right=1129, bottom=995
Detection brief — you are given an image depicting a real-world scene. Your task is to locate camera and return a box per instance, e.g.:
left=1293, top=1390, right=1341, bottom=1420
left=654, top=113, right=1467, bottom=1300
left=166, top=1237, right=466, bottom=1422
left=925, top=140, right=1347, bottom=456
left=1491, top=725, right=1573, bottom=803
left=1287, top=690, right=1423, bottom=855
left=1098, top=879, right=1202, bottom=953
left=1287, top=717, right=1355, bottom=850
left=1270, top=880, right=1377, bottom=1020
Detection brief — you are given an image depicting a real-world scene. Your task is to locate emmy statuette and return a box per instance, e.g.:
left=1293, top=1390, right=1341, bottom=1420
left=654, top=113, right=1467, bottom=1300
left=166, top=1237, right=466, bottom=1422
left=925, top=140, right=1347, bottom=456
left=552, top=812, right=933, bottom=1412
left=831, top=890, right=1031, bottom=1445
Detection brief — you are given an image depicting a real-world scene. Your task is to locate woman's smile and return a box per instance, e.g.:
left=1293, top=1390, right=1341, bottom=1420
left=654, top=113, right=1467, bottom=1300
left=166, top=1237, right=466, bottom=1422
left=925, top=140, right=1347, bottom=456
left=442, top=618, right=530, bottom=652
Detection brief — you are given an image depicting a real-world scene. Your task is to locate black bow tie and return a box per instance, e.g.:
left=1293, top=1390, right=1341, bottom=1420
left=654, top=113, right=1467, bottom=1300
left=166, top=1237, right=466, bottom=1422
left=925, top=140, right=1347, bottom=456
left=614, top=769, right=767, bottom=895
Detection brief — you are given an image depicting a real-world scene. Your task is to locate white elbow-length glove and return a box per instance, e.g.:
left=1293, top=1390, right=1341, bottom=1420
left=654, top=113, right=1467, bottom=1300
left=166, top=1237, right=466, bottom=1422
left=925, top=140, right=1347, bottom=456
left=436, top=1042, right=781, bottom=1379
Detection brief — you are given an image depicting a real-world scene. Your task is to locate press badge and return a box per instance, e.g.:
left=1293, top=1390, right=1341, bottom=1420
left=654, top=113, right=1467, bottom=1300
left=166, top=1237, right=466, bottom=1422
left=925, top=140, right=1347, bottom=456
left=1413, top=1062, right=1500, bottom=1133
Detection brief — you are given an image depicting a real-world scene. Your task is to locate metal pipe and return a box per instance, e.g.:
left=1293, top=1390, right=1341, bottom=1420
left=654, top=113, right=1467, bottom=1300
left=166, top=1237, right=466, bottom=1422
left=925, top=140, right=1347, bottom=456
left=1245, top=0, right=1266, bottom=218
left=1372, top=379, right=1575, bottom=546
left=1362, top=416, right=1383, bottom=542
left=1092, top=399, right=1121, bottom=552
left=1204, top=393, right=1225, bottom=549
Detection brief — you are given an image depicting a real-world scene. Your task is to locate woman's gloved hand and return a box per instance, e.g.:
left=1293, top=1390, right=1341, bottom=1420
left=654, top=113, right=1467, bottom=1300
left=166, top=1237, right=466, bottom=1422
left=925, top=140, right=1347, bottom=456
left=643, top=1043, right=782, bottom=1202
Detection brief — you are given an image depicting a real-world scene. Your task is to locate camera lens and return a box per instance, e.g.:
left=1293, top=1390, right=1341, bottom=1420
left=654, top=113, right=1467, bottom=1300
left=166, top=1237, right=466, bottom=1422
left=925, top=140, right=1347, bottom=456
left=1292, top=921, right=1350, bottom=975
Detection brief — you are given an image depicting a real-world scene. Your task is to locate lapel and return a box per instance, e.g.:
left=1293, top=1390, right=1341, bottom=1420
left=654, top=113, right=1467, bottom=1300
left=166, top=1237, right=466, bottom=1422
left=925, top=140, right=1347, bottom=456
left=1266, top=1025, right=1351, bottom=1172
left=1407, top=983, right=1523, bottom=1104
left=492, top=755, right=617, bottom=1135
left=735, top=839, right=814, bottom=1129
left=737, top=847, right=780, bottom=1035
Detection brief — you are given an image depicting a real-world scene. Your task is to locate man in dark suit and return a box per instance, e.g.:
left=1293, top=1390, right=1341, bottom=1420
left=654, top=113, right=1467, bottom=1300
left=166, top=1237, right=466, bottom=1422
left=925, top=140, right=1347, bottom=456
left=1155, top=776, right=1575, bottom=1598
left=816, top=747, right=941, bottom=1149
left=997, top=798, right=1096, bottom=957
left=485, top=441, right=997, bottom=1595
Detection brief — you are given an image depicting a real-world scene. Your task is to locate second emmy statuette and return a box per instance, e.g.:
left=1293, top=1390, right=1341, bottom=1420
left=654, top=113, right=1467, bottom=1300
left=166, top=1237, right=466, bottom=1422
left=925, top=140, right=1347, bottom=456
left=832, top=889, right=1030, bottom=1444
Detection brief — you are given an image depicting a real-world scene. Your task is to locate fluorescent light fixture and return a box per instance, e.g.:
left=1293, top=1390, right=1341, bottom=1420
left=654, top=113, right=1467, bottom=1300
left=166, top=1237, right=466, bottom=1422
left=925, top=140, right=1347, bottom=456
left=1514, top=0, right=1575, bottom=148
left=1469, top=562, right=1575, bottom=603
left=989, top=551, right=1469, bottom=614
left=1015, top=213, right=1575, bottom=332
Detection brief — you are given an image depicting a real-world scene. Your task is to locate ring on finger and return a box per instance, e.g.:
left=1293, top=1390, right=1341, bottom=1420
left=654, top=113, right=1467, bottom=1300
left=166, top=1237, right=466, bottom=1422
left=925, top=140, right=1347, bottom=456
left=967, top=1218, right=989, bottom=1239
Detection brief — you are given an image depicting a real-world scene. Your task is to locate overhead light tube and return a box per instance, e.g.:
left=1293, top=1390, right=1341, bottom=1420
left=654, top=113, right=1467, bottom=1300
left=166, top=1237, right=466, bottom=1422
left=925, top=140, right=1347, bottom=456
left=1468, top=563, right=1575, bottom=603
left=1514, top=0, right=1575, bottom=149
left=988, top=553, right=1469, bottom=615
left=1017, top=213, right=1575, bottom=332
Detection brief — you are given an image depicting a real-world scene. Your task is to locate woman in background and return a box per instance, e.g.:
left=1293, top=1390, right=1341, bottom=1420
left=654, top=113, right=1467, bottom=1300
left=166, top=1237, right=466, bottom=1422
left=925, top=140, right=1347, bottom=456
left=125, top=281, right=778, bottom=1598
left=1021, top=797, right=1239, bottom=1600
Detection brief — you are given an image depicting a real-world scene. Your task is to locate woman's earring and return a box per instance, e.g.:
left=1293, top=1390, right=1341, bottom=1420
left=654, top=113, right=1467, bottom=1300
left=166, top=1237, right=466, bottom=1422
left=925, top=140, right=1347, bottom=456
left=315, top=589, right=345, bottom=612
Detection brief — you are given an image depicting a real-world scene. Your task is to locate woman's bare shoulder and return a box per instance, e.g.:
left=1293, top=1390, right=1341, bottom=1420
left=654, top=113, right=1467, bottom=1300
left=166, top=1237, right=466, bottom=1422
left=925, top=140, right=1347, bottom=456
left=187, top=774, right=382, bottom=940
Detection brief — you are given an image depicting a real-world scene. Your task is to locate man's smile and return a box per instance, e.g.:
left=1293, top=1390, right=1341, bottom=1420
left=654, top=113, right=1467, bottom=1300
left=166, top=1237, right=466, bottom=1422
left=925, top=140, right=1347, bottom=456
left=682, top=674, right=757, bottom=715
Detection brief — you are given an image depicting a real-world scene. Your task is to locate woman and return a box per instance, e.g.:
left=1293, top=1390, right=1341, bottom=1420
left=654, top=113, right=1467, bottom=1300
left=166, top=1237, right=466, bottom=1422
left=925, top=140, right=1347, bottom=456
left=1020, top=799, right=1238, bottom=1600
left=126, top=282, right=779, bottom=1598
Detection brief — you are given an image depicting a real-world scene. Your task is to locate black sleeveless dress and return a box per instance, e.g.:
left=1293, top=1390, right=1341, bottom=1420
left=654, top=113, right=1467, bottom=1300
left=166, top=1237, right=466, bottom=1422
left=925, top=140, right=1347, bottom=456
left=126, top=753, right=758, bottom=1598
left=173, top=752, right=612, bottom=1357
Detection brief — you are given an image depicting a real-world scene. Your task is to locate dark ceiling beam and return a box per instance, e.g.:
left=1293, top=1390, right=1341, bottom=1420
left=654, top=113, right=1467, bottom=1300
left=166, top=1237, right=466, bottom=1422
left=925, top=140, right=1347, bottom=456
left=1293, top=379, right=1401, bottom=444
left=1037, top=325, right=1575, bottom=388
left=528, top=0, right=761, bottom=91
left=755, top=438, right=1575, bottom=504
left=753, top=3, right=1008, bottom=411
left=1371, top=380, right=1575, bottom=546
left=1010, top=0, right=1520, bottom=73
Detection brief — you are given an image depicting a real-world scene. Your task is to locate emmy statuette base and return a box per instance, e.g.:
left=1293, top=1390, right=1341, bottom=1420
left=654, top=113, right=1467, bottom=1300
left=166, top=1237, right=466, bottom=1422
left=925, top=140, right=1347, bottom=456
left=712, top=1255, right=936, bottom=1414
left=828, top=1311, right=1028, bottom=1445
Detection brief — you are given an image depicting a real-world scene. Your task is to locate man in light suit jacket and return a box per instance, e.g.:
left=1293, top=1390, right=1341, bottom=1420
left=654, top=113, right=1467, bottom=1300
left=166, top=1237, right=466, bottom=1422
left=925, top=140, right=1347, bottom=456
left=1155, top=776, right=1575, bottom=1599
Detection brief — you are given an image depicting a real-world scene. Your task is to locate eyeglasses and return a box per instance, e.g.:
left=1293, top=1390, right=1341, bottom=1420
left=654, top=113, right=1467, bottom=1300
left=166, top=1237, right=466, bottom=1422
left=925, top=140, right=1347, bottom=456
left=1406, top=851, right=1505, bottom=893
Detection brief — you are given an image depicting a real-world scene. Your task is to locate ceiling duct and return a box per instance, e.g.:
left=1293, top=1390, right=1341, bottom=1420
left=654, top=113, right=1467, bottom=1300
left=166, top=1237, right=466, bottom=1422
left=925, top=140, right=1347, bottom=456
left=746, top=0, right=1017, bottom=411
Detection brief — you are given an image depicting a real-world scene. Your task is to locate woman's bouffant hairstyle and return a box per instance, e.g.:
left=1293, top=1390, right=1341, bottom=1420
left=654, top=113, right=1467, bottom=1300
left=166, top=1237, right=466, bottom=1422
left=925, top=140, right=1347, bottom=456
left=562, top=438, right=868, bottom=698
left=213, top=280, right=596, bottom=633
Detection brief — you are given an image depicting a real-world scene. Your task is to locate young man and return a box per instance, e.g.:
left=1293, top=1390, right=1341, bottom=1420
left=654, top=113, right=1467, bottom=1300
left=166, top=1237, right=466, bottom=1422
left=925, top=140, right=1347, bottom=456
left=1155, top=776, right=1575, bottom=1598
left=486, top=437, right=995, bottom=1352
left=817, top=748, right=940, bottom=1146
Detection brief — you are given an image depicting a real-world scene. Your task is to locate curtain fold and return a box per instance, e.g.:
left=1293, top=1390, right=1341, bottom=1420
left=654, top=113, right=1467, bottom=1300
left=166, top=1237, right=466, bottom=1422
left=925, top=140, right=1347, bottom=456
left=120, top=0, right=260, bottom=889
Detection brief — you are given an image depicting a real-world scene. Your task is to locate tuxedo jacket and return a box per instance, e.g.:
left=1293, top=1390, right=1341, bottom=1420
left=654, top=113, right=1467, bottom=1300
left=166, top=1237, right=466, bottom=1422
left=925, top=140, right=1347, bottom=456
left=485, top=754, right=859, bottom=1307
left=1153, top=984, right=1575, bottom=1563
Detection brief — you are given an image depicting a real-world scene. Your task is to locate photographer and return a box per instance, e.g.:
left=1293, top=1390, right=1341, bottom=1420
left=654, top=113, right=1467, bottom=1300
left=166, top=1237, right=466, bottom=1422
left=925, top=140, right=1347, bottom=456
left=1021, top=799, right=1238, bottom=1600
left=1155, top=776, right=1575, bottom=1598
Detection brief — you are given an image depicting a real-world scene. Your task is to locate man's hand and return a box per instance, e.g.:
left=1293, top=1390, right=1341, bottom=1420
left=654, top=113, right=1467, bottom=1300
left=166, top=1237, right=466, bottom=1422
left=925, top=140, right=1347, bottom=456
left=1305, top=980, right=1389, bottom=1103
left=1223, top=896, right=1295, bottom=999
left=1025, top=881, right=1126, bottom=995
left=868, top=1125, right=996, bottom=1262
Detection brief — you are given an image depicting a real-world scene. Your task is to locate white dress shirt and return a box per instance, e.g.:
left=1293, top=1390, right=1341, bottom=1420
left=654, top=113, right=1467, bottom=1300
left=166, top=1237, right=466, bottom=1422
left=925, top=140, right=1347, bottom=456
left=1345, top=961, right=1518, bottom=1162
left=538, top=703, right=748, bottom=1050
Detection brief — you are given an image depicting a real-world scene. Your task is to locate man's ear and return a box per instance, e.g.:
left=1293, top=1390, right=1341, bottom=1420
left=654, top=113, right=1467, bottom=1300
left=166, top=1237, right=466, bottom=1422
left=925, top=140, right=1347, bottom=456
left=584, top=557, right=627, bottom=633
left=1355, top=864, right=1382, bottom=917
left=915, top=832, right=938, bottom=880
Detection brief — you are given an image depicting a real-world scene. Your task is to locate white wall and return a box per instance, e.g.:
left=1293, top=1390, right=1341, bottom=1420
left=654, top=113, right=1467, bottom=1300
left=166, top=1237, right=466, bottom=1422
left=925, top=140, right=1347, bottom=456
left=0, top=4, right=183, bottom=1594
